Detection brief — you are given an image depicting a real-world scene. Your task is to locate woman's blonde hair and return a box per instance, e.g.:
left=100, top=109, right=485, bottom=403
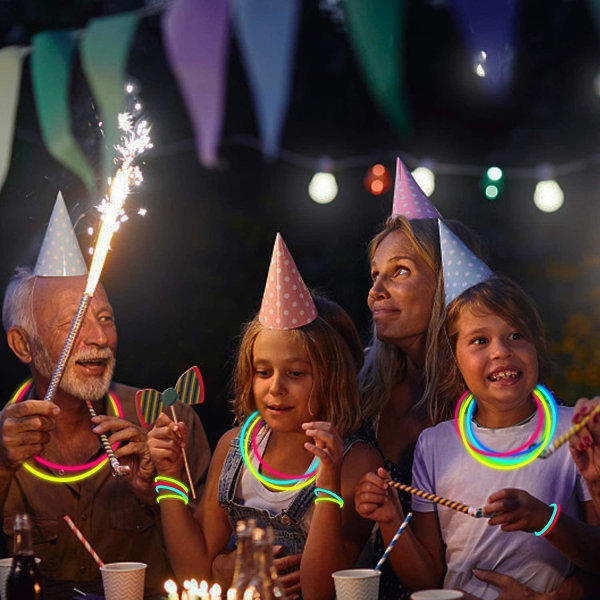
left=232, top=297, right=364, bottom=438
left=426, top=275, right=549, bottom=424
left=359, top=215, right=485, bottom=426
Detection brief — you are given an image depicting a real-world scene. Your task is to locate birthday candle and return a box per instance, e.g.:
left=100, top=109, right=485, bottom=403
left=164, top=579, right=179, bottom=600
left=209, top=583, right=222, bottom=600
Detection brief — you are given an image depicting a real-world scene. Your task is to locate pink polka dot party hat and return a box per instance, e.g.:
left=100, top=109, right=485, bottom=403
left=391, top=157, right=440, bottom=220
left=259, top=233, right=317, bottom=330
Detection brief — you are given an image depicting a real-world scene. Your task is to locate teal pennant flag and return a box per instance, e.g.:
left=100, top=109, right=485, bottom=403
left=31, top=31, right=96, bottom=191
left=232, top=0, right=301, bottom=159
left=0, top=46, right=27, bottom=193
left=80, top=12, right=140, bottom=181
left=342, top=0, right=410, bottom=134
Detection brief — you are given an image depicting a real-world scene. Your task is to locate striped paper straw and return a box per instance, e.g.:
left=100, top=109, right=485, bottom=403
left=375, top=512, right=413, bottom=571
left=539, top=403, right=600, bottom=459
left=63, top=515, right=104, bottom=567
left=386, top=480, right=490, bottom=518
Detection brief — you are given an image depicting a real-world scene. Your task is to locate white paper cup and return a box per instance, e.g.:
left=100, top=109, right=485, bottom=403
left=332, top=568, right=381, bottom=600
left=410, top=590, right=464, bottom=600
left=100, top=561, right=146, bottom=600
left=0, top=556, right=40, bottom=600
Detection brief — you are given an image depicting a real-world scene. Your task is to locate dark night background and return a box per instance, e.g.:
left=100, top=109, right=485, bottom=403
left=1, top=0, right=600, bottom=447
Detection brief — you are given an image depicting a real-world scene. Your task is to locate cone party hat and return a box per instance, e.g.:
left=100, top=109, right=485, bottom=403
left=438, top=219, right=493, bottom=306
left=391, top=158, right=440, bottom=219
left=34, top=191, right=87, bottom=277
left=259, top=233, right=317, bottom=330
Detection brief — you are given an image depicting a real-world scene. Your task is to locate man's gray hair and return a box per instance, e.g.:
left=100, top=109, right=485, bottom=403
left=2, top=267, right=37, bottom=337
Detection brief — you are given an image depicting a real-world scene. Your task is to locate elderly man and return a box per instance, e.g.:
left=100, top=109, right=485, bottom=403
left=0, top=195, right=210, bottom=599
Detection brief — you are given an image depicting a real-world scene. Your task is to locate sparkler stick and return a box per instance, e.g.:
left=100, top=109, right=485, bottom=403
left=386, top=480, right=492, bottom=518
left=43, top=112, right=152, bottom=478
left=539, top=403, right=600, bottom=458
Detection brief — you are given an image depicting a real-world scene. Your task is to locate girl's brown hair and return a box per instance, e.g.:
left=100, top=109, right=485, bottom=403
left=233, top=297, right=364, bottom=438
left=426, top=275, right=549, bottom=424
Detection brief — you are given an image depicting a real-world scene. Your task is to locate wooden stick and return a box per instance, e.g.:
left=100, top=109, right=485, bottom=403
left=170, top=405, right=196, bottom=500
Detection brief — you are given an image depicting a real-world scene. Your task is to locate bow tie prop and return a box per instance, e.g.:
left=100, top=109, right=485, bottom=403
left=136, top=366, right=205, bottom=500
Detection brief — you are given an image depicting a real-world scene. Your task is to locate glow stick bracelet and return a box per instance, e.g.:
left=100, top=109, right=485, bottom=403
left=539, top=404, right=600, bottom=458
left=386, top=480, right=492, bottom=518
left=375, top=512, right=413, bottom=570
left=534, top=503, right=561, bottom=536
left=63, top=515, right=104, bottom=567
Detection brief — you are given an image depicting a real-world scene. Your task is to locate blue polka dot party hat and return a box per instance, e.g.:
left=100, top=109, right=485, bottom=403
left=438, top=219, right=493, bottom=306
left=34, top=191, right=87, bottom=277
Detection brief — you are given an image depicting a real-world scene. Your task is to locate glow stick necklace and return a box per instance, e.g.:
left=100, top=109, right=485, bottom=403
left=454, top=384, right=558, bottom=470
left=240, top=411, right=318, bottom=491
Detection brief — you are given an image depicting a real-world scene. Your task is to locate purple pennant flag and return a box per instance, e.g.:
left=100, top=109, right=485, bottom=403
left=448, top=0, right=519, bottom=97
left=162, top=0, right=230, bottom=168
left=232, top=0, right=300, bottom=158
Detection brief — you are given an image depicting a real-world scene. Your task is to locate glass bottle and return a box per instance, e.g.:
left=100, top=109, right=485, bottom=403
left=228, top=519, right=256, bottom=600
left=6, top=514, right=44, bottom=600
left=243, top=527, right=287, bottom=600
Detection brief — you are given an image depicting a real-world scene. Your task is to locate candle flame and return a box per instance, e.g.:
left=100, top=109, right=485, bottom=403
left=165, top=579, right=178, bottom=593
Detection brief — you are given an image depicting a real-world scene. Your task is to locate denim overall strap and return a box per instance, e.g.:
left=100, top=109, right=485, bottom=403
left=217, top=436, right=244, bottom=506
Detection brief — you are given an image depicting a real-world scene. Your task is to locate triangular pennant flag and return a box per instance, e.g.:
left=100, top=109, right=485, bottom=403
left=448, top=0, right=518, bottom=98
left=162, top=0, right=230, bottom=168
left=438, top=220, right=493, bottom=306
left=136, top=366, right=205, bottom=429
left=392, top=158, right=440, bottom=219
left=259, top=233, right=317, bottom=330
left=343, top=0, right=410, bottom=134
left=34, top=191, right=88, bottom=277
left=79, top=12, right=140, bottom=180
left=0, top=46, right=27, bottom=193
left=31, top=31, right=96, bottom=191
left=232, top=0, right=300, bottom=158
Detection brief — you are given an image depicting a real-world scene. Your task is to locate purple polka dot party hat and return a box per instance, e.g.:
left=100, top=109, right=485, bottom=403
left=391, top=157, right=440, bottom=219
left=34, top=191, right=88, bottom=277
left=259, top=233, right=317, bottom=330
left=438, top=219, right=494, bottom=307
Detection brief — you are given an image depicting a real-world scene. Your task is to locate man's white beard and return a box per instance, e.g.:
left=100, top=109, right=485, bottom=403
left=31, top=337, right=115, bottom=401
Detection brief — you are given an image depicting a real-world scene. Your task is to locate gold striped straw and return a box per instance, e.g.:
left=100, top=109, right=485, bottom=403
left=539, top=403, right=600, bottom=459
left=386, top=480, right=491, bottom=518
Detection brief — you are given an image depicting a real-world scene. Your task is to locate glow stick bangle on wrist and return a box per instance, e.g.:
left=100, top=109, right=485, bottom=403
left=534, top=503, right=561, bottom=537
left=157, top=493, right=189, bottom=505
left=154, top=475, right=189, bottom=494
left=314, top=488, right=344, bottom=508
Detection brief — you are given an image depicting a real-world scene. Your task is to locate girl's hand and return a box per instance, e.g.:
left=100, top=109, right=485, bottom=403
left=147, top=412, right=187, bottom=478
left=568, top=397, right=600, bottom=485
left=302, top=421, right=343, bottom=490
left=354, top=467, right=403, bottom=525
left=484, top=488, right=552, bottom=533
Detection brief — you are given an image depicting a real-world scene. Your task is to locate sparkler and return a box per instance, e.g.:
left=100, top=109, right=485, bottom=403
left=43, top=111, right=152, bottom=478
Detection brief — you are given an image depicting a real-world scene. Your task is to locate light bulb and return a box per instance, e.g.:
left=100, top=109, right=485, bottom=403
left=308, top=172, right=338, bottom=204
left=411, top=166, right=435, bottom=197
left=533, top=180, right=564, bottom=213
left=473, top=50, right=487, bottom=78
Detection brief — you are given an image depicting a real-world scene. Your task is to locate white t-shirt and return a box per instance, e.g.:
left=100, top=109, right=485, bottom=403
left=412, top=405, right=590, bottom=600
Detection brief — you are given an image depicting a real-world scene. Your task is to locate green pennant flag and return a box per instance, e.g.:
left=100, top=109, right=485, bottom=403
left=342, top=0, right=410, bottom=134
left=79, top=11, right=140, bottom=181
left=31, top=31, right=96, bottom=191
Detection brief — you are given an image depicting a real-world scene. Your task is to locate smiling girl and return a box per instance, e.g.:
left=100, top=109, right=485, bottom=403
left=356, top=255, right=600, bottom=598
left=148, top=234, right=381, bottom=600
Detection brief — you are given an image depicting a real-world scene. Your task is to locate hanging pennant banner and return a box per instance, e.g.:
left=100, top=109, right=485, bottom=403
left=162, top=0, right=230, bottom=168
left=80, top=11, right=140, bottom=180
left=0, top=46, right=28, bottom=193
left=31, top=31, right=96, bottom=192
left=343, top=0, right=410, bottom=134
left=232, top=0, right=300, bottom=159
left=448, top=0, right=518, bottom=97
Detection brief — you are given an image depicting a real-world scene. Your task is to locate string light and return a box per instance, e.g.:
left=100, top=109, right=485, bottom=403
left=473, top=50, right=487, bottom=78
left=364, top=163, right=391, bottom=195
left=412, top=164, right=435, bottom=196
left=309, top=156, right=337, bottom=204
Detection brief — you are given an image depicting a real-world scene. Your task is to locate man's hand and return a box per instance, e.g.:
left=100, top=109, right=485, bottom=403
left=464, top=569, right=550, bottom=599
left=91, top=414, right=155, bottom=502
left=273, top=547, right=302, bottom=600
left=0, top=400, right=59, bottom=472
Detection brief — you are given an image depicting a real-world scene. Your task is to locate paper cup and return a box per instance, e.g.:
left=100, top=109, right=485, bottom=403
left=332, top=568, right=381, bottom=600
left=410, top=591, right=464, bottom=600
left=100, top=561, right=146, bottom=600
